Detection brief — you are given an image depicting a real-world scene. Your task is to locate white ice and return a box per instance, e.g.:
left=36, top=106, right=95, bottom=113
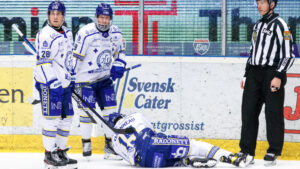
left=0, top=153, right=299, bottom=169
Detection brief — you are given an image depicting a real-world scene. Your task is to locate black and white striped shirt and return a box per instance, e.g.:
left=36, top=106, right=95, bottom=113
left=245, top=13, right=295, bottom=78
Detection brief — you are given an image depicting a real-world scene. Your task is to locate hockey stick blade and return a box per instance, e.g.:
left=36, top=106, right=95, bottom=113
left=72, top=91, right=136, bottom=134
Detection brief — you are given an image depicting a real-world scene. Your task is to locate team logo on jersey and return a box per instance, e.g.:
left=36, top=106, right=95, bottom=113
left=43, top=41, right=48, bottom=48
left=284, top=31, right=291, bottom=40
left=97, top=49, right=112, bottom=69
left=64, top=51, right=73, bottom=72
left=193, top=39, right=210, bottom=55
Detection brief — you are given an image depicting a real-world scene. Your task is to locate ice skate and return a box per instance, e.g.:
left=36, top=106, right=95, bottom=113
left=44, top=150, right=67, bottom=169
left=264, top=153, right=278, bottom=167
left=57, top=148, right=78, bottom=169
left=104, top=137, right=122, bottom=160
left=183, top=156, right=217, bottom=168
left=221, top=153, right=247, bottom=167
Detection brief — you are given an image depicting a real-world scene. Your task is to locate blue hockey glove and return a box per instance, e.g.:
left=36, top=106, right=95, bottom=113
left=104, top=112, right=122, bottom=127
left=110, top=58, right=126, bottom=81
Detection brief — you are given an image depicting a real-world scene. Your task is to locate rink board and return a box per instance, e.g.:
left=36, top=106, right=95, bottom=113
left=0, top=55, right=300, bottom=159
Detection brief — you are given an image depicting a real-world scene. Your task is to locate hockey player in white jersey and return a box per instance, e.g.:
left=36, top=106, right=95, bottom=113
left=72, top=3, right=124, bottom=160
left=34, top=1, right=77, bottom=168
left=112, top=113, right=248, bottom=168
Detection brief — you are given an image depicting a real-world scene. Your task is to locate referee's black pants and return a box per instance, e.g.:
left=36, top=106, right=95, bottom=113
left=239, top=66, right=286, bottom=156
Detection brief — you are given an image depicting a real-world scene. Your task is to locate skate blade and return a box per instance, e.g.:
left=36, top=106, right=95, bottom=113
left=264, top=160, right=276, bottom=167
left=192, top=159, right=217, bottom=168
left=238, top=161, right=246, bottom=168
left=104, top=153, right=123, bottom=160
left=66, top=163, right=78, bottom=169
left=44, top=163, right=65, bottom=169
left=83, top=156, right=91, bottom=162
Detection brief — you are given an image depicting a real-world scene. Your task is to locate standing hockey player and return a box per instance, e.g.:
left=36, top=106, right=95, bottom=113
left=239, top=0, right=295, bottom=166
left=72, top=3, right=125, bottom=160
left=111, top=112, right=247, bottom=168
left=34, top=1, right=77, bottom=168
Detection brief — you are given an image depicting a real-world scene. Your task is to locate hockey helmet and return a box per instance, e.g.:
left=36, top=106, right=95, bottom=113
left=48, top=0, right=66, bottom=16
left=95, top=3, right=113, bottom=19
left=95, top=3, right=113, bottom=31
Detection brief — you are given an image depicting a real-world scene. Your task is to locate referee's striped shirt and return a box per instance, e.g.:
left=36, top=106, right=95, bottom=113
left=245, top=13, right=295, bottom=78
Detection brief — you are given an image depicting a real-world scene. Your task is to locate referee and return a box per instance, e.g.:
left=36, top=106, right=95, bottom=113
left=238, top=0, right=295, bottom=166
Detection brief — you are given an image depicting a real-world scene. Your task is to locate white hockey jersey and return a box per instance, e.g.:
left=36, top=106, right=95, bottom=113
left=34, top=25, right=73, bottom=88
left=73, top=23, right=125, bottom=83
left=112, top=113, right=153, bottom=166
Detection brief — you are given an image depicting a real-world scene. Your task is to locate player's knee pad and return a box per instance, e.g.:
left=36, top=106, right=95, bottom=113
left=42, top=117, right=60, bottom=138
left=78, top=109, right=93, bottom=124
left=57, top=118, right=72, bottom=137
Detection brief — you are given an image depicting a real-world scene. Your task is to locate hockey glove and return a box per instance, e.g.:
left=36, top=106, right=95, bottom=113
left=104, top=112, right=122, bottom=127
left=110, top=58, right=126, bottom=81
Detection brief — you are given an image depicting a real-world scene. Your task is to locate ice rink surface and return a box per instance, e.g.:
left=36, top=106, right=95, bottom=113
left=0, top=153, right=299, bottom=169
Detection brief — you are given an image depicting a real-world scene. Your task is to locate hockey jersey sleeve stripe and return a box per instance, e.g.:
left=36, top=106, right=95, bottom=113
left=36, top=58, right=52, bottom=65
left=73, top=52, right=85, bottom=60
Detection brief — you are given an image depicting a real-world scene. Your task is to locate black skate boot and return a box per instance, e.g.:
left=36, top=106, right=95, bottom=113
left=235, top=152, right=255, bottom=166
left=221, top=153, right=247, bottom=167
left=182, top=156, right=217, bottom=168
left=82, top=139, right=92, bottom=158
left=264, top=153, right=278, bottom=166
left=44, top=150, right=67, bottom=169
left=104, top=136, right=122, bottom=160
left=57, top=148, right=78, bottom=169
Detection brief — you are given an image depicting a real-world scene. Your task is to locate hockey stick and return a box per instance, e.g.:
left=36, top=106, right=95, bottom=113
left=12, top=24, right=36, bottom=54
left=79, top=63, right=141, bottom=89
left=28, top=64, right=141, bottom=105
left=72, top=91, right=136, bottom=134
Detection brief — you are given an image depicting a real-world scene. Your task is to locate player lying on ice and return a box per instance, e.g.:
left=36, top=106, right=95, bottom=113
left=108, top=112, right=249, bottom=168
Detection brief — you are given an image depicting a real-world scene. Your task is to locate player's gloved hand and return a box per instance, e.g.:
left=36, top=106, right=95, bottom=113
left=110, top=58, right=126, bottom=81
left=104, top=112, right=122, bottom=127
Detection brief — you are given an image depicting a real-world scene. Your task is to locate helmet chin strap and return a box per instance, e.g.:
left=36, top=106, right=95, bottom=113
left=263, top=2, right=274, bottom=19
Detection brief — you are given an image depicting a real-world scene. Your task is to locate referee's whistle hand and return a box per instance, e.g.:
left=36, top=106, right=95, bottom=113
left=240, top=79, right=245, bottom=89
left=270, top=77, right=281, bottom=92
